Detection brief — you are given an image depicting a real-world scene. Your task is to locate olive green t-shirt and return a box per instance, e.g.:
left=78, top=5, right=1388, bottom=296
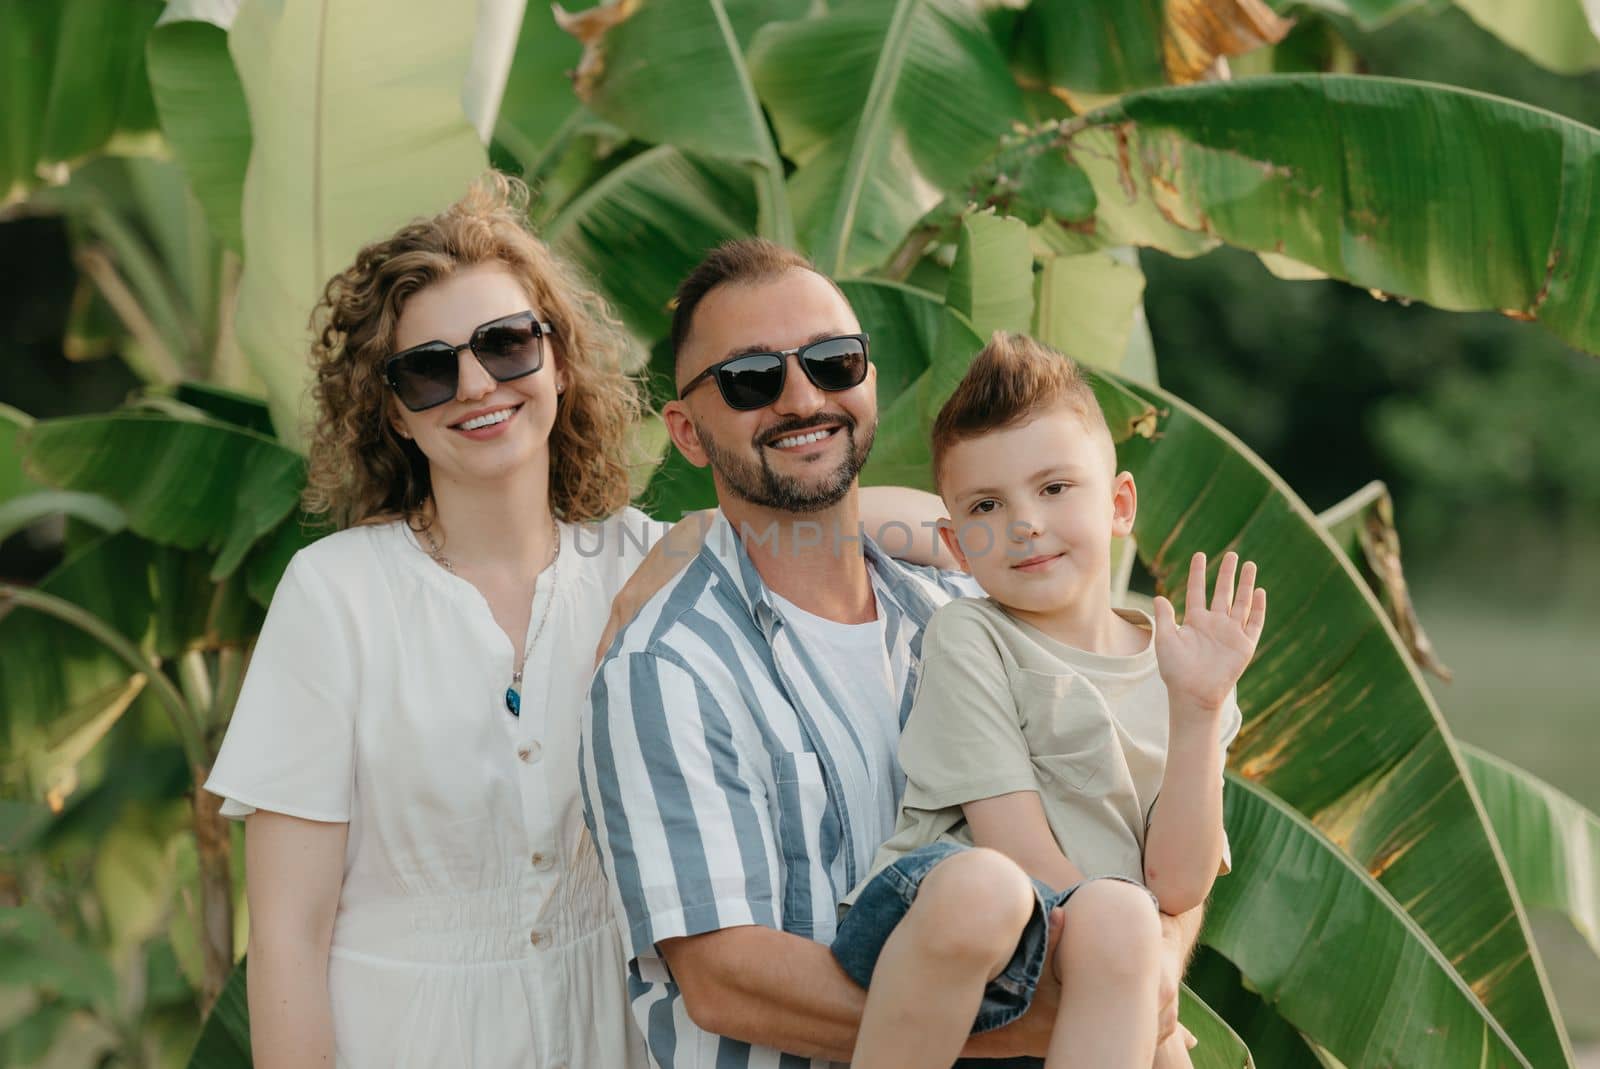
left=862, top=596, right=1240, bottom=892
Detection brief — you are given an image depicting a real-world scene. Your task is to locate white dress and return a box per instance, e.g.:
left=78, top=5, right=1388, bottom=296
left=206, top=508, right=667, bottom=1068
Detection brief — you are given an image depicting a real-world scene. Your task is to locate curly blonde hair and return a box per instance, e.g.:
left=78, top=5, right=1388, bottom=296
left=303, top=172, right=644, bottom=528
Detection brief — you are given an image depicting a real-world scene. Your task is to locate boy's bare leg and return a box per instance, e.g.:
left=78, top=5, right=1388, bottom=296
left=1151, top=1030, right=1196, bottom=1069
left=1046, top=880, right=1164, bottom=1068
left=850, top=849, right=1037, bottom=1068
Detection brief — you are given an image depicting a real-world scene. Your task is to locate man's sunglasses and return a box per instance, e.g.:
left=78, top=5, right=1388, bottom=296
left=383, top=310, right=554, bottom=412
left=677, top=333, right=870, bottom=411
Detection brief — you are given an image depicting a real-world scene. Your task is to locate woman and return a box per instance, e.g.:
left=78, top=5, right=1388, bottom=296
left=206, top=174, right=950, bottom=1067
left=206, top=173, right=663, bottom=1067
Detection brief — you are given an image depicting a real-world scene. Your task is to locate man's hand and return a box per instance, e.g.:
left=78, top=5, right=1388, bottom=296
left=594, top=510, right=713, bottom=665
left=1157, top=940, right=1182, bottom=1042
left=1157, top=910, right=1203, bottom=1054
left=1153, top=551, right=1267, bottom=714
left=960, top=905, right=1064, bottom=1059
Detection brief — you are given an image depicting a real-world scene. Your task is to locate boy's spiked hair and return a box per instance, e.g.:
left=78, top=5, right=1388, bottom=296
left=930, top=331, right=1110, bottom=489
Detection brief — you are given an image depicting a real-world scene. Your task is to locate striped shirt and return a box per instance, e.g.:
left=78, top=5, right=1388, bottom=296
left=581, top=514, right=979, bottom=1068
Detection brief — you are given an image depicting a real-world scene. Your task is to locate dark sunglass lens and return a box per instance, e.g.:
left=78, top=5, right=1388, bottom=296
left=718, top=354, right=786, bottom=409
left=390, top=346, right=458, bottom=410
left=801, top=336, right=868, bottom=391
left=474, top=318, right=542, bottom=380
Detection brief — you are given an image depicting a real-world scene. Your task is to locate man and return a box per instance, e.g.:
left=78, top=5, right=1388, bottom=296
left=581, top=239, right=1199, bottom=1067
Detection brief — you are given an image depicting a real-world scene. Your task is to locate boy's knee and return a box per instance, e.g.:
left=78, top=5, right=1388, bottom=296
left=909, top=848, right=1036, bottom=967
left=1056, top=878, right=1162, bottom=981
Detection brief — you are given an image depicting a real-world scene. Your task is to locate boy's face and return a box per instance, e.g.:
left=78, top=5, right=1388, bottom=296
left=937, top=404, right=1136, bottom=615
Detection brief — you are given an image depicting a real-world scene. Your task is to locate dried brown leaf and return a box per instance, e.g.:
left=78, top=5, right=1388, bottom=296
left=1164, top=0, right=1293, bottom=85
left=552, top=0, right=643, bottom=99
left=1356, top=489, right=1453, bottom=682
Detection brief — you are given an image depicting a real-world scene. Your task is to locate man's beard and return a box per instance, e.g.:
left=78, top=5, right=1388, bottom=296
left=696, top=414, right=877, bottom=513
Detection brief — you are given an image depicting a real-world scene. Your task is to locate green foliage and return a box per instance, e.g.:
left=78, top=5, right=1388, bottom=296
left=147, top=1, right=252, bottom=252
left=1465, top=743, right=1600, bottom=961
left=0, top=0, right=164, bottom=203
left=748, top=0, right=1023, bottom=273
left=228, top=0, right=490, bottom=447
left=1374, top=347, right=1600, bottom=528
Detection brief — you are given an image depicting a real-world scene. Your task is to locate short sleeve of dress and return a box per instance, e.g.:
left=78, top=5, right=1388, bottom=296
left=899, top=601, right=1038, bottom=809
left=204, top=552, right=359, bottom=823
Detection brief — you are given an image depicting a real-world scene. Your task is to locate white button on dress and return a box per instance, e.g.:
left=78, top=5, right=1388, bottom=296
left=206, top=509, right=668, bottom=1068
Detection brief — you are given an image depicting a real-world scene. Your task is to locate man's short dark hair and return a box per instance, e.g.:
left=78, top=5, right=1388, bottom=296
left=669, top=239, right=841, bottom=367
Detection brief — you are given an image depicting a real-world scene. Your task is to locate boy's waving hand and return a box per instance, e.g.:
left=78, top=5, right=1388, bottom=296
left=1152, top=551, right=1267, bottom=713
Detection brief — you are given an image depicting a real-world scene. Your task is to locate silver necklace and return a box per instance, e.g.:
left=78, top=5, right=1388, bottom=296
left=420, top=516, right=561, bottom=717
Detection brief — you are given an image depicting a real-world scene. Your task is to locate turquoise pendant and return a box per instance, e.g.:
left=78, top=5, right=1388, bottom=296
left=505, top=686, right=521, bottom=717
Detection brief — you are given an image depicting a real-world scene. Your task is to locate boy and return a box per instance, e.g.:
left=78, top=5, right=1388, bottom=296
left=830, top=333, right=1266, bottom=1068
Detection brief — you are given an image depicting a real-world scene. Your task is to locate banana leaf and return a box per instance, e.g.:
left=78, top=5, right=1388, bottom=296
left=0, top=0, right=162, bottom=203
left=242, top=509, right=331, bottom=608
left=748, top=0, right=1024, bottom=275
left=546, top=146, right=758, bottom=348
left=1181, top=982, right=1258, bottom=1069
left=185, top=958, right=250, bottom=1068
left=494, top=0, right=584, bottom=170
left=1033, top=248, right=1149, bottom=374
left=33, top=156, right=240, bottom=387
left=862, top=212, right=1032, bottom=490
left=1010, top=0, right=1290, bottom=97
left=554, top=0, right=793, bottom=243
left=230, top=0, right=489, bottom=446
left=0, top=533, right=160, bottom=801
left=0, top=492, right=125, bottom=544
left=1186, top=947, right=1324, bottom=1068
left=147, top=0, right=251, bottom=252
left=1276, top=0, right=1600, bottom=74
left=1452, top=0, right=1600, bottom=73
left=174, top=383, right=276, bottom=436
left=837, top=279, right=942, bottom=410
left=1011, top=0, right=1166, bottom=95
left=1, top=404, right=39, bottom=502
left=1052, top=75, right=1600, bottom=358
left=1463, top=743, right=1600, bottom=962
left=1097, top=368, right=1573, bottom=1067
left=859, top=212, right=1161, bottom=492
left=22, top=412, right=305, bottom=579
left=1214, top=772, right=1530, bottom=1066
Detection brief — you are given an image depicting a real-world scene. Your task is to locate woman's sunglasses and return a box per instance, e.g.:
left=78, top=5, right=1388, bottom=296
left=383, top=310, right=554, bottom=412
left=677, top=333, right=870, bottom=411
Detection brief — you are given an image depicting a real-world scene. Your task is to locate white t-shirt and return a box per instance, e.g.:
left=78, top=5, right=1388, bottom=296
left=205, top=508, right=666, bottom=1069
left=767, top=590, right=900, bottom=831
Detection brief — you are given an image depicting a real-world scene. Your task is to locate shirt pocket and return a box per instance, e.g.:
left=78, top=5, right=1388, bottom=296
left=1009, top=669, right=1116, bottom=792
left=770, top=751, right=833, bottom=936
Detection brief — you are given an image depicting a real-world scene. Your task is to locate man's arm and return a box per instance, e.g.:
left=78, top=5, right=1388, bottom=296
left=858, top=486, right=958, bottom=569
left=1156, top=901, right=1207, bottom=1043
left=660, top=927, right=863, bottom=1061
left=660, top=924, right=1059, bottom=1060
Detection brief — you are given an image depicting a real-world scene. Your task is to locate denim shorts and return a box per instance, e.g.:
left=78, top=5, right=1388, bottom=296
left=833, top=840, right=1147, bottom=1064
